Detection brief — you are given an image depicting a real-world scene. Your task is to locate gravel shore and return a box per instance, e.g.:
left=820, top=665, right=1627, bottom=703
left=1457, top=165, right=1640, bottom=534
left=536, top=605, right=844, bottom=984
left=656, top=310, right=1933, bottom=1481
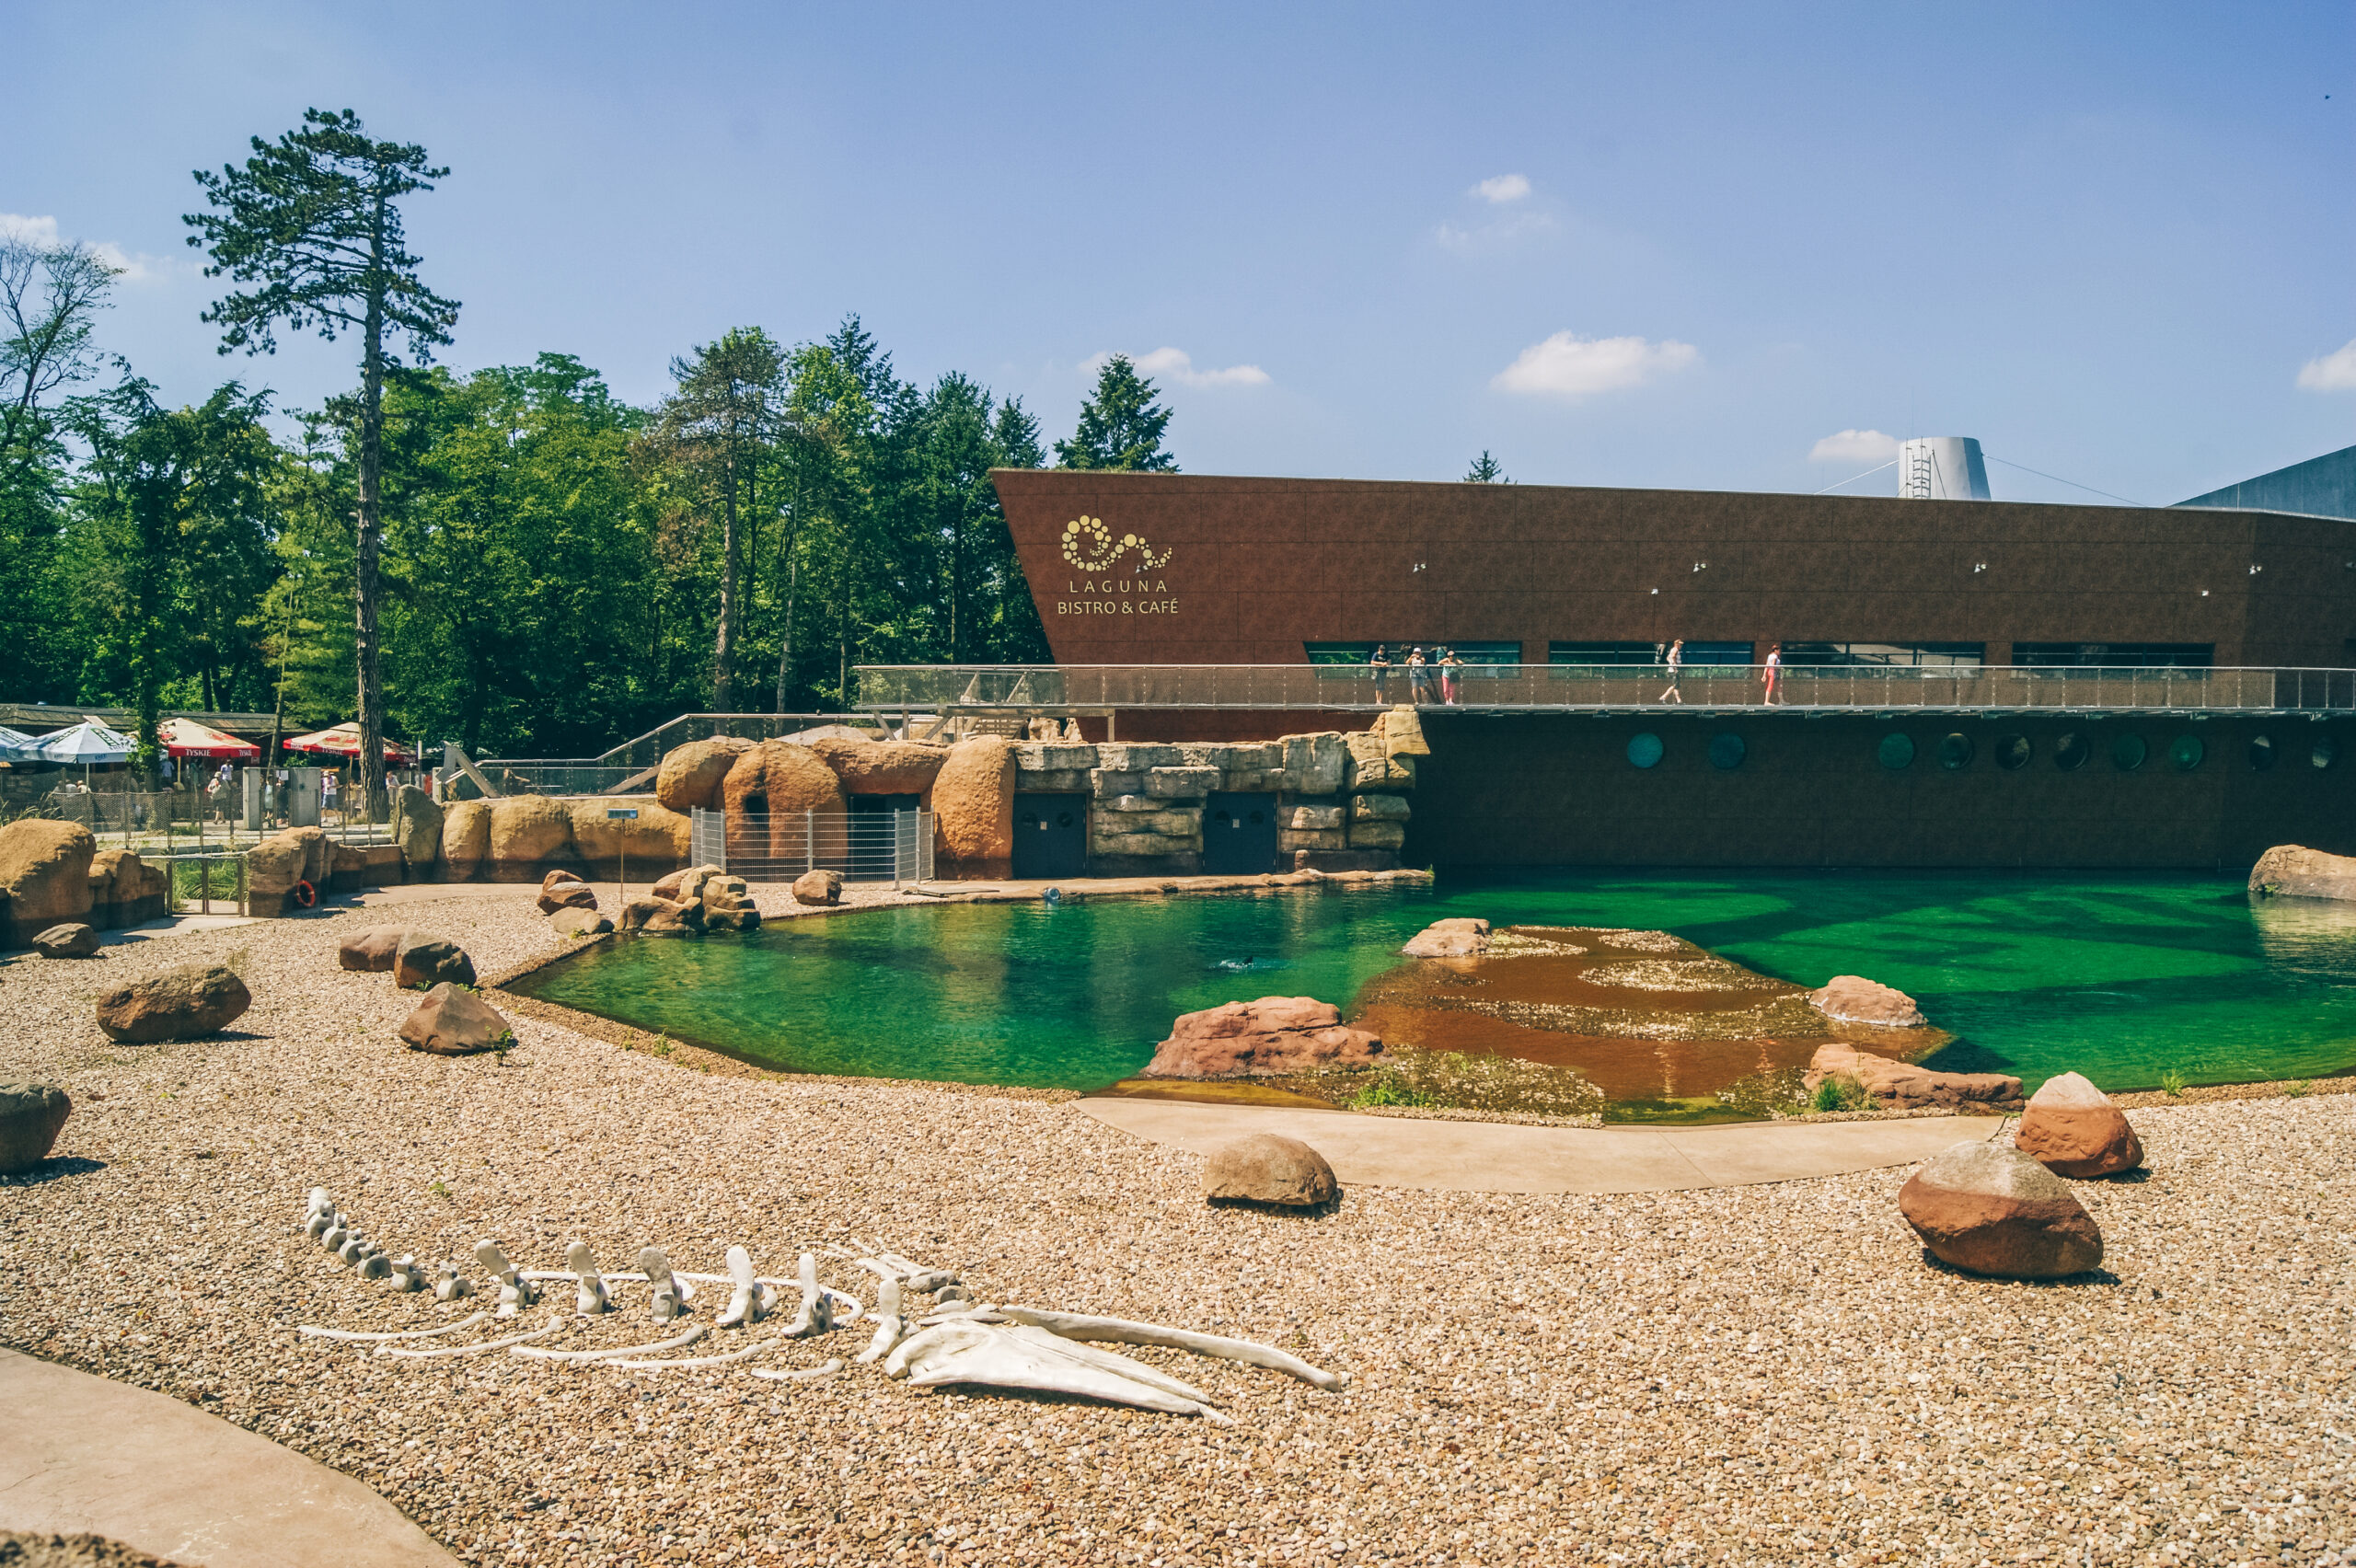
left=4, top=892, right=2351, bottom=1568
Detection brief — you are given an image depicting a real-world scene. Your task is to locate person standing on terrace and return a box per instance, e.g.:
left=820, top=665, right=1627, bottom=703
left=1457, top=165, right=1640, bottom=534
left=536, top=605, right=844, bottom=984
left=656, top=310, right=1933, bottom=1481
left=1369, top=643, right=1392, bottom=704
left=1407, top=647, right=1431, bottom=704
left=1440, top=647, right=1463, bottom=704
left=1762, top=642, right=1784, bottom=705
left=1660, top=639, right=1685, bottom=703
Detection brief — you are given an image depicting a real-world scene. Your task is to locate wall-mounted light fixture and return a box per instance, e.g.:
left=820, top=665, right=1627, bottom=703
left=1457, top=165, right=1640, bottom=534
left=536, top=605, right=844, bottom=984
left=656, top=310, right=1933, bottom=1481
left=2248, top=564, right=2264, bottom=575
left=1972, top=562, right=1988, bottom=573
left=1692, top=561, right=1708, bottom=572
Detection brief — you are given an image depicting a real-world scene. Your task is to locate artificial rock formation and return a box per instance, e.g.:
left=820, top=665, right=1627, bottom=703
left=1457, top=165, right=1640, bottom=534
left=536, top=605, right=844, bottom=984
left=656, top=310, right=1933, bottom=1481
left=791, top=868, right=843, bottom=905
left=1809, top=974, right=1927, bottom=1028
left=1145, top=997, right=1385, bottom=1078
left=0, top=820, right=96, bottom=949
left=619, top=895, right=703, bottom=935
left=1203, top=1134, right=1338, bottom=1208
left=933, top=735, right=1016, bottom=879
left=486, top=796, right=575, bottom=882
left=537, top=873, right=598, bottom=915
left=389, top=784, right=443, bottom=871
left=655, top=735, right=755, bottom=812
left=1805, top=1043, right=2024, bottom=1112
left=1898, top=1140, right=2104, bottom=1279
left=31, top=923, right=100, bottom=959
left=398, top=982, right=515, bottom=1055
left=0, top=1083, right=72, bottom=1172
left=569, top=797, right=689, bottom=880
left=87, top=849, right=169, bottom=928
left=699, top=872, right=760, bottom=932
left=393, top=933, right=476, bottom=991
left=94, top=963, right=251, bottom=1043
left=439, top=800, right=491, bottom=881
left=1400, top=917, right=1490, bottom=958
left=722, top=740, right=848, bottom=862
left=246, top=826, right=333, bottom=910
left=2247, top=844, right=2356, bottom=902
left=549, top=905, right=613, bottom=939
left=2014, top=1071, right=2143, bottom=1177
left=810, top=735, right=948, bottom=795
left=337, top=925, right=406, bottom=973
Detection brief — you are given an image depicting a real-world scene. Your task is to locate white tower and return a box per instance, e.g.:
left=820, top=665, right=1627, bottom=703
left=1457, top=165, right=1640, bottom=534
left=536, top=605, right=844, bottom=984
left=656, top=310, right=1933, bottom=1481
left=1898, top=437, right=1992, bottom=501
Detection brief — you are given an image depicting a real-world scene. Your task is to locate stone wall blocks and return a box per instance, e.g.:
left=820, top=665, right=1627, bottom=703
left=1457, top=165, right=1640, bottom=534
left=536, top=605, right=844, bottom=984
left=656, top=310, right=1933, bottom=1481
left=1349, top=820, right=1408, bottom=849
left=1015, top=768, right=1092, bottom=793
left=1145, top=767, right=1222, bottom=798
left=1280, top=734, right=1346, bottom=796
left=1097, top=744, right=1184, bottom=772
left=1105, top=794, right=1161, bottom=813
left=1090, top=769, right=1144, bottom=798
left=1015, top=743, right=1100, bottom=773
left=1352, top=793, right=1412, bottom=822
left=1278, top=828, right=1348, bottom=852
left=1289, top=804, right=1344, bottom=831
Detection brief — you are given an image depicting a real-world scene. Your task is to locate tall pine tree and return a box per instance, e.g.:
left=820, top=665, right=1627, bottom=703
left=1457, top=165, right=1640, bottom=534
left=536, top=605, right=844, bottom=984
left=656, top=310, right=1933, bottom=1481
left=1055, top=355, right=1176, bottom=472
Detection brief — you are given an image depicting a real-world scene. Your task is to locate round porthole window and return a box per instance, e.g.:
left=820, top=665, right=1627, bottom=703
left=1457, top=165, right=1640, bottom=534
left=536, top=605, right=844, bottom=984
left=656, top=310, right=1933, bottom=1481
left=1877, top=732, right=1916, bottom=770
left=2314, top=737, right=2339, bottom=769
left=1055, top=810, right=1075, bottom=828
left=1709, top=732, right=1746, bottom=769
left=1995, top=734, right=2032, bottom=770
left=2112, top=733, right=2148, bottom=771
left=2054, top=732, right=2089, bottom=771
left=1936, top=732, right=1974, bottom=770
left=2169, top=735, right=2205, bottom=772
left=1627, top=732, right=1664, bottom=768
left=1247, top=808, right=1265, bottom=824
left=2247, top=734, right=2276, bottom=771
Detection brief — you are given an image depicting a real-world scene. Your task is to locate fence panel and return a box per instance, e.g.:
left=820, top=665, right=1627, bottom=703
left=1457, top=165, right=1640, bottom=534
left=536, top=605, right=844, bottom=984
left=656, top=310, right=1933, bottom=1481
left=716, top=810, right=932, bottom=885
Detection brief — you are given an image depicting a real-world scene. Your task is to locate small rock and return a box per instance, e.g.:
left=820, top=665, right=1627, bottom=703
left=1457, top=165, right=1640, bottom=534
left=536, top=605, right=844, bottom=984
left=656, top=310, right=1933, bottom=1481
left=1146, top=997, right=1384, bottom=1078
left=649, top=868, right=689, bottom=901
left=94, top=963, right=251, bottom=1044
left=397, top=983, right=516, bottom=1055
left=30, top=923, right=99, bottom=959
left=1400, top=917, right=1490, bottom=958
left=549, top=906, right=613, bottom=939
left=791, top=868, right=842, bottom=906
left=2015, top=1071, right=2143, bottom=1177
left=1809, top=974, right=1926, bottom=1027
left=0, top=1083, right=72, bottom=1173
left=619, top=896, right=703, bottom=936
left=1898, top=1140, right=2103, bottom=1279
left=392, top=933, right=476, bottom=991
left=336, top=925, right=406, bottom=973
left=1204, top=1134, right=1338, bottom=1208
left=1806, top=1043, right=2024, bottom=1112
left=537, top=882, right=598, bottom=917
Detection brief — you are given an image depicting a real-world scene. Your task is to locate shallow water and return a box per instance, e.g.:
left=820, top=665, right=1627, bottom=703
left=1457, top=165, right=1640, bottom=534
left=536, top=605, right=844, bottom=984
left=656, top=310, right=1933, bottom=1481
left=505, top=870, right=2356, bottom=1098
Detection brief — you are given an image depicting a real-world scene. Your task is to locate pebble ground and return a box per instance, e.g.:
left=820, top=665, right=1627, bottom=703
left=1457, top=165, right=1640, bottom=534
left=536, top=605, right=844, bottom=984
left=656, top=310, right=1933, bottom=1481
left=3, top=893, right=2351, bottom=1568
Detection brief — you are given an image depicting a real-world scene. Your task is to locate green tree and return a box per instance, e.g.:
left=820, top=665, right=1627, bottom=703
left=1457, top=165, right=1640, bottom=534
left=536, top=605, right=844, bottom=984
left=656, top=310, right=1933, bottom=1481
left=1464, top=450, right=1507, bottom=483
left=1055, top=355, right=1176, bottom=472
left=654, top=329, right=785, bottom=709
left=185, top=108, right=460, bottom=816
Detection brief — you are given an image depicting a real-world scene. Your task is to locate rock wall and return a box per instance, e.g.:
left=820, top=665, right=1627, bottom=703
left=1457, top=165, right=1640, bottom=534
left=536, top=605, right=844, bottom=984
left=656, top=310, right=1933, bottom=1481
left=0, top=822, right=175, bottom=947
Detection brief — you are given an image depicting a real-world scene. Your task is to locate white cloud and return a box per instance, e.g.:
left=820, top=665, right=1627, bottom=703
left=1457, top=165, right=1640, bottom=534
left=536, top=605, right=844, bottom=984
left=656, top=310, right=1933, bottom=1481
left=1472, top=173, right=1530, bottom=203
left=1808, top=428, right=1902, bottom=464
left=0, top=213, right=160, bottom=281
left=2296, top=338, right=2356, bottom=392
left=1490, top=331, right=1699, bottom=398
left=1082, top=346, right=1270, bottom=389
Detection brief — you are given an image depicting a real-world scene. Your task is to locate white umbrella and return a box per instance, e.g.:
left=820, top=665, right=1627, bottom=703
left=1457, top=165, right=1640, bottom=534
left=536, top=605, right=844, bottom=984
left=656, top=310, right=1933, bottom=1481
left=40, top=720, right=135, bottom=763
left=0, top=726, right=47, bottom=762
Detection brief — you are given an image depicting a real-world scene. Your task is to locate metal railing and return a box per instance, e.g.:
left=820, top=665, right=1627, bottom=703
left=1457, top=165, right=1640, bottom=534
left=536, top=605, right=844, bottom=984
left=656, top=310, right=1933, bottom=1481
left=852, top=663, right=2356, bottom=716
left=450, top=714, right=901, bottom=800
left=691, top=805, right=933, bottom=886
left=159, top=851, right=248, bottom=916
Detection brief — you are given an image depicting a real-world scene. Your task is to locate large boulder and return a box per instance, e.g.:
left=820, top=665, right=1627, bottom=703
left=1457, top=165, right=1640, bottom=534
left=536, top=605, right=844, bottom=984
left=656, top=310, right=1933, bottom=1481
left=1203, top=1134, right=1338, bottom=1208
left=337, top=925, right=405, bottom=973
left=791, top=868, right=843, bottom=906
left=722, top=741, right=848, bottom=862
left=537, top=880, right=598, bottom=916
left=1809, top=974, right=1927, bottom=1028
left=1277, top=734, right=1345, bottom=796
left=485, top=796, right=575, bottom=882
left=2248, top=844, right=2356, bottom=901
left=94, top=963, right=251, bottom=1043
left=392, top=933, right=476, bottom=991
left=87, top=849, right=168, bottom=928
left=439, top=800, right=491, bottom=881
left=0, top=820, right=96, bottom=948
left=1343, top=731, right=1416, bottom=792
left=2015, top=1072, right=2143, bottom=1178
left=389, top=784, right=443, bottom=872
left=699, top=873, right=760, bottom=931
left=618, top=896, right=703, bottom=936
left=1401, top=917, right=1490, bottom=958
left=1806, top=1043, right=2024, bottom=1112
left=397, top=982, right=515, bottom=1055
left=549, top=905, right=613, bottom=939
left=569, top=797, right=691, bottom=880
left=0, top=1083, right=72, bottom=1173
left=1145, top=997, right=1385, bottom=1078
left=932, top=735, right=1016, bottom=879
left=809, top=735, right=949, bottom=795
left=1376, top=706, right=1431, bottom=759
left=31, top=923, right=100, bottom=959
left=1898, top=1140, right=2104, bottom=1279
left=654, top=735, right=755, bottom=812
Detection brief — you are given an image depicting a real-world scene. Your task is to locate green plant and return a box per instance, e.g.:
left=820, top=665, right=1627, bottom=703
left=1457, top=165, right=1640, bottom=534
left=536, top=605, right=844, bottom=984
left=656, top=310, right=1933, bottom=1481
left=2158, top=1069, right=2188, bottom=1097
left=1345, top=1070, right=1431, bottom=1110
left=428, top=1180, right=448, bottom=1197
left=2283, top=1078, right=2313, bottom=1099
left=221, top=944, right=250, bottom=978
left=1810, top=1073, right=1868, bottom=1113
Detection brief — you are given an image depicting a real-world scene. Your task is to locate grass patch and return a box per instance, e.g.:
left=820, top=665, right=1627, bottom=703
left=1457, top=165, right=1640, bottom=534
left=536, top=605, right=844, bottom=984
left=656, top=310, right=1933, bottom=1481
left=1318, top=1046, right=1605, bottom=1120
left=2158, top=1069, right=2188, bottom=1097
left=2283, top=1078, right=2313, bottom=1098
left=1809, top=1073, right=1869, bottom=1113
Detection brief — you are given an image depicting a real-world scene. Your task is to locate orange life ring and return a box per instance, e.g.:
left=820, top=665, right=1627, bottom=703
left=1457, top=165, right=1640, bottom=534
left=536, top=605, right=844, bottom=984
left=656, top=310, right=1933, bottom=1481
left=293, top=880, right=317, bottom=908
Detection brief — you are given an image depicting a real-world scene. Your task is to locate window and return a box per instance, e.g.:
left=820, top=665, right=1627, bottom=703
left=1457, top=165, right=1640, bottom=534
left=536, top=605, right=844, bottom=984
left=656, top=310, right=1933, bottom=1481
left=1309, top=641, right=1520, bottom=672
left=1549, top=641, right=1664, bottom=667
left=2169, top=735, right=2205, bottom=771
left=2054, top=732, right=2090, bottom=771
left=2013, top=643, right=2214, bottom=669
left=2247, top=735, right=2276, bottom=771
left=1627, top=732, right=1664, bottom=768
left=1995, top=734, right=2032, bottom=770
left=1877, top=732, right=1916, bottom=769
left=1780, top=641, right=1985, bottom=668
left=1708, top=732, right=1746, bottom=769
left=2112, top=734, right=2148, bottom=771
left=1936, top=732, right=1975, bottom=770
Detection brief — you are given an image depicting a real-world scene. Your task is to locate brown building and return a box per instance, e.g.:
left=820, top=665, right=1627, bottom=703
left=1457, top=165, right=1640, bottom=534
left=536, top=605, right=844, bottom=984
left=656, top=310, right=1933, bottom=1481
left=972, top=470, right=2356, bottom=870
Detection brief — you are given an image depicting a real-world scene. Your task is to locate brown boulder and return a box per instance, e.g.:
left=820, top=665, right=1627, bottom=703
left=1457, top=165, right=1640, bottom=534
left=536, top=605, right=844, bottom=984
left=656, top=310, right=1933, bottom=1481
left=337, top=925, right=406, bottom=973
left=537, top=881, right=598, bottom=916
left=931, top=735, right=1015, bottom=879
left=549, top=905, right=613, bottom=939
left=808, top=735, right=948, bottom=795
left=393, top=933, right=476, bottom=991
left=1809, top=974, right=1927, bottom=1028
left=94, top=963, right=251, bottom=1043
left=722, top=741, right=847, bottom=862
left=1, top=1083, right=73, bottom=1172
left=390, top=783, right=443, bottom=871
left=700, top=873, right=752, bottom=911
left=1145, top=997, right=1385, bottom=1078
left=619, top=896, right=703, bottom=936
left=654, top=736, right=756, bottom=812
left=398, top=982, right=515, bottom=1055
left=1400, top=917, right=1489, bottom=958
left=439, top=800, right=491, bottom=881
left=32, top=923, right=100, bottom=959
left=539, top=869, right=586, bottom=895
left=2248, top=843, right=2356, bottom=901
left=1203, top=1134, right=1338, bottom=1208
left=569, top=798, right=690, bottom=879
left=791, top=868, right=843, bottom=905
left=1898, top=1140, right=2104, bottom=1279
left=88, top=848, right=168, bottom=928
left=1806, top=1043, right=2023, bottom=1112
left=2015, top=1072, right=2143, bottom=1177
left=485, top=796, right=574, bottom=881
left=1, top=819, right=96, bottom=947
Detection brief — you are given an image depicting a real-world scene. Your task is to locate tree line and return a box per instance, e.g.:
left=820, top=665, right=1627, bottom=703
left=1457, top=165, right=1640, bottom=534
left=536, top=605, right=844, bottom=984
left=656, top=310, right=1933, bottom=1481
left=2, top=109, right=1180, bottom=808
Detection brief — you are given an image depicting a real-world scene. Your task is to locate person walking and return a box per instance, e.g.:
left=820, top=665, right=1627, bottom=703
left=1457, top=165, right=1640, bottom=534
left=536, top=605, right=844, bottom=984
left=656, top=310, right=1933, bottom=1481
left=1761, top=642, right=1784, bottom=706
left=1440, top=647, right=1463, bottom=704
left=1659, top=638, right=1685, bottom=704
left=1369, top=643, right=1392, bottom=705
left=1407, top=646, right=1431, bottom=704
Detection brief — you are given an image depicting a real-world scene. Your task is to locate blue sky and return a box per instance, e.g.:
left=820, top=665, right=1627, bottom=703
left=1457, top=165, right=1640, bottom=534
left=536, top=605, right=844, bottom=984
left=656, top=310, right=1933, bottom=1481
left=8, top=1, right=2350, bottom=502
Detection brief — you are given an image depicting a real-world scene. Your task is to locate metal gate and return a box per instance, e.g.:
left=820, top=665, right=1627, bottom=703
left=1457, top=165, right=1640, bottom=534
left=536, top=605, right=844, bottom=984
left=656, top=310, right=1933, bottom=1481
left=1012, top=794, right=1087, bottom=880
left=692, top=805, right=933, bottom=885
left=1202, top=791, right=1280, bottom=875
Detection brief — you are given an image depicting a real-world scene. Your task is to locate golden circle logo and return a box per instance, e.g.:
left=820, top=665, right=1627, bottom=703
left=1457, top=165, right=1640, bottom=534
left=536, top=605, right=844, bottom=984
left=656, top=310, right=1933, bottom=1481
left=1061, top=515, right=1172, bottom=572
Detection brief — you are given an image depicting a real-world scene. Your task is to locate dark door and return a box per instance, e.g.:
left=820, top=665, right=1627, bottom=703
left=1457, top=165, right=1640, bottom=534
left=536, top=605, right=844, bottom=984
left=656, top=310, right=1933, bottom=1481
left=1203, top=791, right=1279, bottom=875
left=1013, top=794, right=1087, bottom=880
left=845, top=793, right=921, bottom=880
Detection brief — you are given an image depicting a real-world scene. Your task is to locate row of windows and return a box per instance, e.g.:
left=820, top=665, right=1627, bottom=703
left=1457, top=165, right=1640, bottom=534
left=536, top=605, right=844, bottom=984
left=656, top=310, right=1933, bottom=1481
left=1622, top=730, right=2335, bottom=772
left=1306, top=641, right=2219, bottom=668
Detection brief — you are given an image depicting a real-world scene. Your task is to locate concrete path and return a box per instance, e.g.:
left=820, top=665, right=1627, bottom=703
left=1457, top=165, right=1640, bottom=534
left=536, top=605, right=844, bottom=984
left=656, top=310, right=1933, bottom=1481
left=1075, top=1100, right=2002, bottom=1194
left=0, top=1349, right=457, bottom=1568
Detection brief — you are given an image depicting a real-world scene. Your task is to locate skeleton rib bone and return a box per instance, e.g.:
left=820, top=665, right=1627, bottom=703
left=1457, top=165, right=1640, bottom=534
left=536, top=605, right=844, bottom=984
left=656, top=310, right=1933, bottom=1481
left=299, top=1312, right=489, bottom=1343
left=999, top=1308, right=1349, bottom=1391
left=380, top=1319, right=566, bottom=1359
left=512, top=1324, right=708, bottom=1363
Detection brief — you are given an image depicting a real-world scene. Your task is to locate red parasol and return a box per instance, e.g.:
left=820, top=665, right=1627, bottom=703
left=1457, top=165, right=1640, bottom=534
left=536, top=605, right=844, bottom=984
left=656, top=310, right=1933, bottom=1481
left=160, top=717, right=263, bottom=760
left=282, top=722, right=417, bottom=763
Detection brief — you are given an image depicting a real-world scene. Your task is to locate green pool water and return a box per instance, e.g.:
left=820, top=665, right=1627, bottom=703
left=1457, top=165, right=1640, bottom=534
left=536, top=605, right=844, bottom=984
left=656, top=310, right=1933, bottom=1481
left=505, top=871, right=2356, bottom=1097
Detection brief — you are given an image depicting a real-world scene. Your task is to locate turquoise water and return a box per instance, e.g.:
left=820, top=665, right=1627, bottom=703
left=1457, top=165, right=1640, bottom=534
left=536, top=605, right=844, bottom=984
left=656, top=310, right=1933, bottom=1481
left=505, top=872, right=2356, bottom=1095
